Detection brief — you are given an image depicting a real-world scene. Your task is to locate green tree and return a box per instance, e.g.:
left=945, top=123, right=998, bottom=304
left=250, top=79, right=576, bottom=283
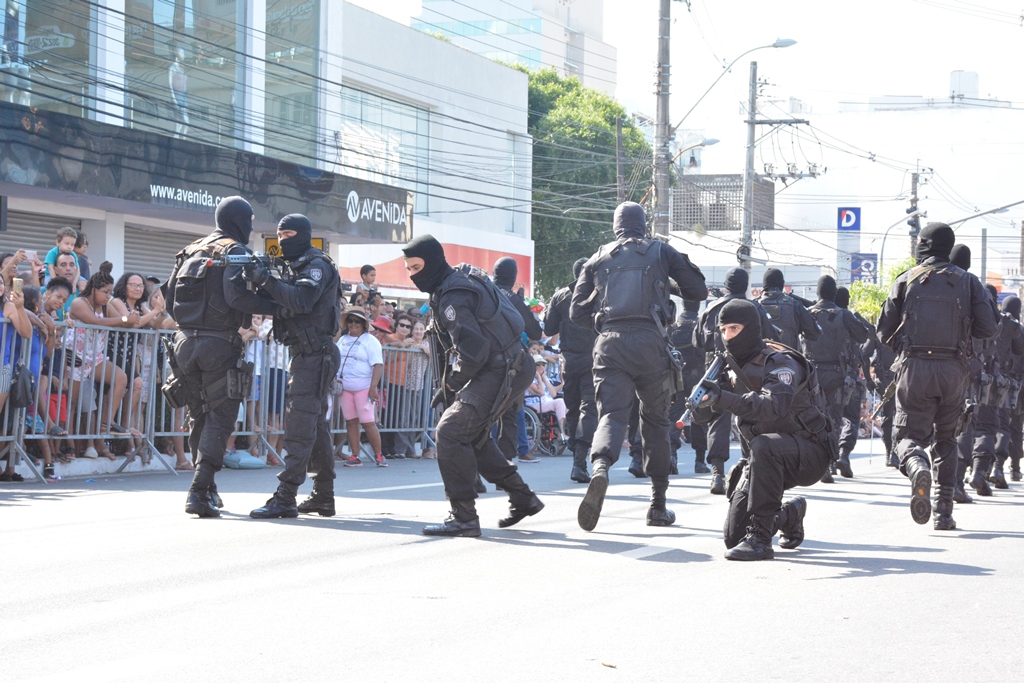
left=849, top=257, right=916, bottom=323
left=521, top=67, right=652, bottom=299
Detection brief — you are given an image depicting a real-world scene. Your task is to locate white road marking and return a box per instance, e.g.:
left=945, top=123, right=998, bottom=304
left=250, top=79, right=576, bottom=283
left=348, top=482, right=446, bottom=493
left=616, top=545, right=675, bottom=559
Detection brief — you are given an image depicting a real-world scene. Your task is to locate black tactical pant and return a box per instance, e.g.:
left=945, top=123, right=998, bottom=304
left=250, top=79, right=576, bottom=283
left=590, top=328, right=674, bottom=478
left=278, top=345, right=341, bottom=495
left=670, top=371, right=707, bottom=457
left=971, top=404, right=998, bottom=467
left=496, top=393, right=525, bottom=462
left=880, top=395, right=895, bottom=457
left=894, top=357, right=970, bottom=489
left=995, top=407, right=1013, bottom=464
left=816, top=366, right=845, bottom=445
left=838, top=388, right=863, bottom=454
left=1010, top=411, right=1023, bottom=473
left=174, top=333, right=244, bottom=492
left=437, top=354, right=534, bottom=501
left=706, top=410, right=733, bottom=467
left=724, top=432, right=830, bottom=549
left=561, top=354, right=597, bottom=458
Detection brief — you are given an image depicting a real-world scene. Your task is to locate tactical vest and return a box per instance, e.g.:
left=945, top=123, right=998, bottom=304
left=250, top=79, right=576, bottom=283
left=802, top=302, right=847, bottom=366
left=733, top=342, right=833, bottom=442
left=759, top=291, right=807, bottom=350
left=434, top=264, right=525, bottom=357
left=669, top=313, right=703, bottom=376
left=272, top=248, right=342, bottom=351
left=170, top=235, right=247, bottom=332
left=590, top=238, right=671, bottom=331
left=898, top=262, right=972, bottom=357
left=549, top=285, right=596, bottom=357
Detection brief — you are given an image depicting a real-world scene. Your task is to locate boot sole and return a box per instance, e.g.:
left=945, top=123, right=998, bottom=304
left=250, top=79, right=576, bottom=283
left=969, top=475, right=993, bottom=496
left=422, top=526, right=482, bottom=537
left=497, top=500, right=545, bottom=529
left=185, top=505, right=220, bottom=518
left=298, top=508, right=336, bottom=517
left=725, top=545, right=775, bottom=561
left=646, top=510, right=676, bottom=527
left=910, top=469, right=932, bottom=525
left=249, top=509, right=299, bottom=519
left=578, top=473, right=608, bottom=531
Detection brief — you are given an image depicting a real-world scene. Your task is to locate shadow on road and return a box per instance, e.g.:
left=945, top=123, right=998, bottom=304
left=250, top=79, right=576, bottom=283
left=479, top=529, right=715, bottom=564
left=778, top=544, right=992, bottom=579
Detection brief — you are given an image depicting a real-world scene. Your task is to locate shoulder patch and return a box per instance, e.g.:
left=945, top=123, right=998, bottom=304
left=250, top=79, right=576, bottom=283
left=772, top=369, right=794, bottom=385
left=444, top=305, right=456, bottom=321
left=309, top=268, right=322, bottom=282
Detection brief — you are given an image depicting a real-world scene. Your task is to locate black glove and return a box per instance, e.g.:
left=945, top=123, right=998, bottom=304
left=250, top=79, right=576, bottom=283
left=242, top=260, right=272, bottom=288
left=699, top=378, right=722, bottom=406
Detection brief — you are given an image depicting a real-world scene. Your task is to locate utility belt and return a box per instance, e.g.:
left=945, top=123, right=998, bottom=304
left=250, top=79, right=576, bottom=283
left=809, top=360, right=842, bottom=369
left=178, top=327, right=243, bottom=347
left=599, top=320, right=662, bottom=334
left=903, top=347, right=961, bottom=360
left=283, top=327, right=334, bottom=356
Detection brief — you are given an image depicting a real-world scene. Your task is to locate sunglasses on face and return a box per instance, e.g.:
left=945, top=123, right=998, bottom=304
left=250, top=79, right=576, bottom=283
left=397, top=323, right=411, bottom=329
left=346, top=318, right=363, bottom=325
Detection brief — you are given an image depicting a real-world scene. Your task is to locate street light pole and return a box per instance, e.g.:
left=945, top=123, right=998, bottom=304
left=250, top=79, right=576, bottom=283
left=653, top=0, right=672, bottom=236
left=740, top=61, right=758, bottom=272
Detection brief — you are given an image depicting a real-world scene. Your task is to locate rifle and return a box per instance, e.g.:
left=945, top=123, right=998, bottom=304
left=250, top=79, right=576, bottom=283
left=680, top=354, right=726, bottom=424
left=427, top=317, right=455, bottom=411
left=211, top=252, right=282, bottom=291
left=869, top=380, right=896, bottom=420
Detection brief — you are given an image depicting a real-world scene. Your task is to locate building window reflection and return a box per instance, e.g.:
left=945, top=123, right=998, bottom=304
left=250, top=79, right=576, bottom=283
left=264, top=0, right=319, bottom=166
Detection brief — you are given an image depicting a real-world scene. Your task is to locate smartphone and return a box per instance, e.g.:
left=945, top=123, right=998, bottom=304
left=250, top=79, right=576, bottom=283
left=12, top=277, right=23, bottom=294
left=23, top=249, right=37, bottom=262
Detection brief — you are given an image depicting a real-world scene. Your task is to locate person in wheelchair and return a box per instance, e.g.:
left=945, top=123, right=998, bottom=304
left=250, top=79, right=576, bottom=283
left=526, top=354, right=567, bottom=448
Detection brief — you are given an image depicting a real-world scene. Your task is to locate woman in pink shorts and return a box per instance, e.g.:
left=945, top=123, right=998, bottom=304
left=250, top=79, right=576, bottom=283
left=336, top=307, right=387, bottom=467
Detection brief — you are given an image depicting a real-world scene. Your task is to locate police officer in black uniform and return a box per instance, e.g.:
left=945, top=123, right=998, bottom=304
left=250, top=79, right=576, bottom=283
left=544, top=257, right=597, bottom=483
left=570, top=202, right=707, bottom=531
left=757, top=268, right=820, bottom=351
left=864, top=321, right=898, bottom=468
left=403, top=235, right=543, bottom=537
left=668, top=299, right=709, bottom=473
left=692, top=299, right=833, bottom=561
left=877, top=222, right=997, bottom=530
left=802, top=275, right=868, bottom=482
left=961, top=282, right=1002, bottom=498
left=695, top=268, right=777, bottom=494
left=990, top=294, right=1024, bottom=489
left=1000, top=296, right=1024, bottom=483
left=164, top=196, right=277, bottom=518
left=246, top=214, right=343, bottom=518
left=833, top=286, right=874, bottom=478
left=491, top=257, right=543, bottom=472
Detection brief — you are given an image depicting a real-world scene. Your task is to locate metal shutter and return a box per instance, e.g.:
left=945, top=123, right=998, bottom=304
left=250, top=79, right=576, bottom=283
left=123, top=225, right=198, bottom=282
left=0, top=211, right=81, bottom=260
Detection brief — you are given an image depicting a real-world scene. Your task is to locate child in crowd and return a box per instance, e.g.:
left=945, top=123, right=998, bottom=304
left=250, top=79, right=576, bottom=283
left=44, top=226, right=80, bottom=285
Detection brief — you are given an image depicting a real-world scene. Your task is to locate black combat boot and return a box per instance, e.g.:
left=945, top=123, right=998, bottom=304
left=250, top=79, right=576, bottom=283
left=777, top=496, right=807, bottom=549
left=820, top=461, right=835, bottom=484
left=628, top=453, right=647, bottom=478
left=694, top=457, right=710, bottom=474
left=969, top=457, right=993, bottom=497
left=185, top=488, right=221, bottom=518
left=837, top=448, right=854, bottom=479
left=578, top=457, right=610, bottom=531
left=208, top=483, right=225, bottom=509
left=906, top=455, right=932, bottom=525
left=709, top=459, right=726, bottom=495
left=474, top=473, right=488, bottom=494
left=989, top=458, right=1009, bottom=489
left=933, top=486, right=957, bottom=531
left=297, top=486, right=336, bottom=517
left=1012, top=464, right=1023, bottom=482
left=647, top=476, right=676, bottom=527
left=570, top=447, right=591, bottom=484
left=497, top=473, right=545, bottom=528
left=249, top=486, right=299, bottom=519
left=953, top=482, right=973, bottom=504
left=887, top=451, right=900, bottom=468
left=423, top=500, right=481, bottom=537
left=725, top=515, right=776, bottom=561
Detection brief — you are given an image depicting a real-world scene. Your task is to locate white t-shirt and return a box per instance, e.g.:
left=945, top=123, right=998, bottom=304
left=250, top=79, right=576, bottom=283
left=336, top=332, right=383, bottom=392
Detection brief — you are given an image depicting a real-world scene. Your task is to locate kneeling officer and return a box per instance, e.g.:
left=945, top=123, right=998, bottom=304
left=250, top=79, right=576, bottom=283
left=693, top=299, right=834, bottom=561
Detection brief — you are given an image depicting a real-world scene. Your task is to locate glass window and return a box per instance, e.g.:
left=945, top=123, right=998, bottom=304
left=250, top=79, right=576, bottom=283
left=0, top=0, right=93, bottom=118
left=264, top=0, right=320, bottom=165
left=124, top=0, right=244, bottom=147
left=340, top=85, right=429, bottom=215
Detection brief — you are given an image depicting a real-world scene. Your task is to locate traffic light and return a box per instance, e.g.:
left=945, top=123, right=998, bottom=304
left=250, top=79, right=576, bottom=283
left=906, top=203, right=920, bottom=237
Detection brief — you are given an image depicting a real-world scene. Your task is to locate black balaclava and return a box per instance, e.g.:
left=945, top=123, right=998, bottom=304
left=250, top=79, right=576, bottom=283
left=278, top=213, right=312, bottom=262
left=572, top=258, right=587, bottom=280
left=215, top=196, right=254, bottom=245
left=835, top=287, right=850, bottom=310
left=492, top=257, right=518, bottom=290
left=1003, top=295, right=1021, bottom=321
left=916, top=222, right=955, bottom=263
left=719, top=299, right=763, bottom=365
left=725, top=267, right=749, bottom=296
left=817, top=275, right=838, bottom=303
left=985, top=284, right=999, bottom=303
left=613, top=202, right=647, bottom=240
left=763, top=268, right=785, bottom=291
left=950, top=244, right=971, bottom=271
left=402, top=234, right=453, bottom=294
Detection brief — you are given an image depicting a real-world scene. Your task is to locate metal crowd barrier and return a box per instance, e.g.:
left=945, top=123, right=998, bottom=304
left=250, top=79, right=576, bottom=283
left=1, top=317, right=441, bottom=483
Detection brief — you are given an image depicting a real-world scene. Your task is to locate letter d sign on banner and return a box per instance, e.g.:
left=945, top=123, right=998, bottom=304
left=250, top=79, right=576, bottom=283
left=838, top=207, right=861, bottom=231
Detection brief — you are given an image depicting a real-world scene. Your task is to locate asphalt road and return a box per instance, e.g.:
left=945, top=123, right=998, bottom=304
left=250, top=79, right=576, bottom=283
left=3, top=439, right=1023, bottom=682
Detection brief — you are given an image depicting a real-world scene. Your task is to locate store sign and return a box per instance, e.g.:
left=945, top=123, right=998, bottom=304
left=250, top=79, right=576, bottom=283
left=851, top=252, right=878, bottom=283
left=0, top=102, right=412, bottom=242
left=838, top=207, right=861, bottom=231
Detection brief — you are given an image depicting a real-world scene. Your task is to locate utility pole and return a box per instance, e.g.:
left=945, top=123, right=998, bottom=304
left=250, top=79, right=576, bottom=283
left=981, top=227, right=988, bottom=284
left=907, top=172, right=921, bottom=255
left=739, top=61, right=758, bottom=271
left=652, top=0, right=671, bottom=235
left=616, top=117, right=625, bottom=204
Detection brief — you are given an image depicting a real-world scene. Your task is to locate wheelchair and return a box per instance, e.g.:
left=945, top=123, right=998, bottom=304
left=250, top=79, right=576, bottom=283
left=524, top=405, right=566, bottom=457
